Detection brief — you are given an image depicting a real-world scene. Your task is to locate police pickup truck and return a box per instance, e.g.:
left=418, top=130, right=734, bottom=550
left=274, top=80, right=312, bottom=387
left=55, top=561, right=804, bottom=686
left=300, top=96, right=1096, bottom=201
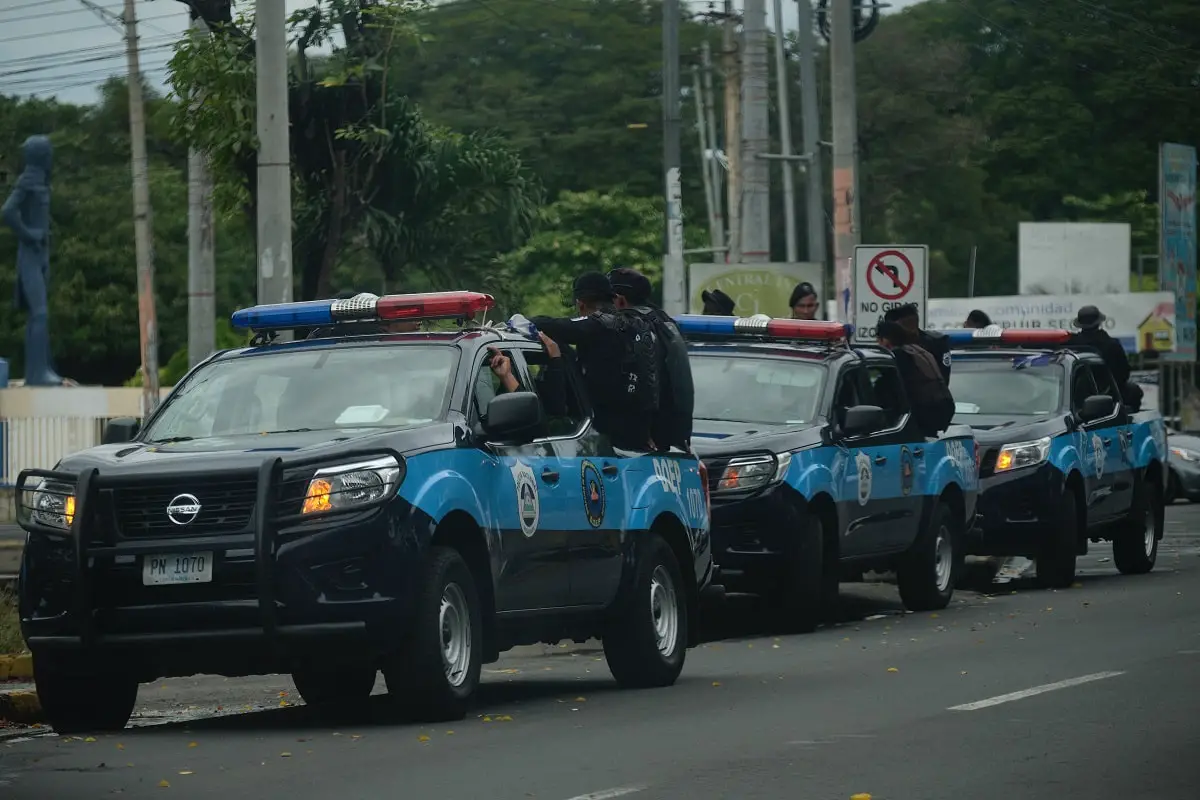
left=16, top=291, right=711, bottom=733
left=945, top=326, right=1168, bottom=587
left=678, top=315, right=980, bottom=633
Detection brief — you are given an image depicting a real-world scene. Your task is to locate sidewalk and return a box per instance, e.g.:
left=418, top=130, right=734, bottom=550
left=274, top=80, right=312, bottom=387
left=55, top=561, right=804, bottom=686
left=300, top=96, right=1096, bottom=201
left=0, top=525, right=22, bottom=580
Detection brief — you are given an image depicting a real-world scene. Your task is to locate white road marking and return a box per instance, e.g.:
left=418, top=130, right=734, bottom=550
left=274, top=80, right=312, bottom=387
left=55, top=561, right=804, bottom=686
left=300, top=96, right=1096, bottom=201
left=948, top=671, right=1126, bottom=711
left=562, top=786, right=647, bottom=800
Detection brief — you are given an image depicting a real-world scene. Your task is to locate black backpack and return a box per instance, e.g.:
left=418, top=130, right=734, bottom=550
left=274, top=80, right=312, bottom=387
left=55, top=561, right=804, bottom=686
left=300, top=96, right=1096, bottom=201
left=594, top=309, right=660, bottom=413
left=900, top=344, right=955, bottom=434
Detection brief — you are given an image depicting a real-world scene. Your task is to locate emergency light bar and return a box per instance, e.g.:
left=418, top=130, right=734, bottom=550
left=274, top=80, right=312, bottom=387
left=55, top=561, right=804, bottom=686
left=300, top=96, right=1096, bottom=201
left=943, top=325, right=1072, bottom=347
left=231, top=291, right=495, bottom=331
left=675, top=314, right=854, bottom=342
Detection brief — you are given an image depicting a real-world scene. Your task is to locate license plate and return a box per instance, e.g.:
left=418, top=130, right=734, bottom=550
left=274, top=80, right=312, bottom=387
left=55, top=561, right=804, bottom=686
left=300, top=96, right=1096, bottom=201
left=142, top=552, right=214, bottom=586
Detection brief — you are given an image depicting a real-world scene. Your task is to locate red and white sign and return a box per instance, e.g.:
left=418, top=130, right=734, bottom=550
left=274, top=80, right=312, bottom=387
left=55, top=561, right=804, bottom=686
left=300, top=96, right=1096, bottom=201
left=852, top=245, right=929, bottom=343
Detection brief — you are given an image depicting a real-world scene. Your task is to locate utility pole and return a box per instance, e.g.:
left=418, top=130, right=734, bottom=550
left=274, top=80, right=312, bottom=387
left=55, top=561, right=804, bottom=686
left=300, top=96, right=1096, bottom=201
left=256, top=0, right=293, bottom=318
left=661, top=0, right=686, bottom=314
left=187, top=14, right=216, bottom=368
left=722, top=1, right=742, bottom=264
left=700, top=41, right=725, bottom=253
left=692, top=65, right=719, bottom=252
left=122, top=0, right=160, bottom=412
left=771, top=0, right=798, bottom=263
left=796, top=0, right=828, bottom=273
left=829, top=0, right=861, bottom=322
left=740, top=0, right=771, bottom=262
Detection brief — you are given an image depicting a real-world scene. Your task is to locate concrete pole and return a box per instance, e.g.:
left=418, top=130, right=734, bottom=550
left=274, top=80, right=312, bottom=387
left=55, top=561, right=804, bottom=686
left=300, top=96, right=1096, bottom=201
left=740, top=0, right=771, bottom=262
left=188, top=15, right=216, bottom=368
left=796, top=0, right=828, bottom=273
left=661, top=0, right=686, bottom=314
left=722, top=1, right=742, bottom=264
left=255, top=0, right=293, bottom=317
left=771, top=0, right=798, bottom=263
left=122, top=0, right=159, bottom=412
left=829, top=0, right=861, bottom=322
left=692, top=65, right=720, bottom=252
left=700, top=41, right=725, bottom=252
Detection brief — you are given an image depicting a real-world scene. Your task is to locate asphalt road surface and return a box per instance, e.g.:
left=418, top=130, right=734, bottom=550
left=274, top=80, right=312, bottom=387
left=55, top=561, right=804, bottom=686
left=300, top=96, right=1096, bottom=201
left=3, top=505, right=1200, bottom=800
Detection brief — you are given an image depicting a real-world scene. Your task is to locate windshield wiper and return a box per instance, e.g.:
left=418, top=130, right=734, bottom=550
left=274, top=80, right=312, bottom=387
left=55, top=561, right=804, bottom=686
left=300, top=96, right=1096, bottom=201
left=262, top=428, right=320, bottom=434
left=147, top=436, right=195, bottom=444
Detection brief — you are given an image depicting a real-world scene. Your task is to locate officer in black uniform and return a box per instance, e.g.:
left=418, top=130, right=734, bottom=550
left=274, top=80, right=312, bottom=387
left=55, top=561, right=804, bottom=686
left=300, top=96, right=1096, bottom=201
left=530, top=273, right=658, bottom=450
left=701, top=289, right=736, bottom=316
left=884, top=303, right=951, bottom=383
left=609, top=267, right=696, bottom=452
left=1068, top=304, right=1141, bottom=410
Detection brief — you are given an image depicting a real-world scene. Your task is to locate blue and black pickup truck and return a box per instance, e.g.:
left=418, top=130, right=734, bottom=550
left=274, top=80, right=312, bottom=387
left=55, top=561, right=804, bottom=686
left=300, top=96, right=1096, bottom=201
left=677, top=314, right=980, bottom=633
left=15, top=291, right=712, bottom=733
left=944, top=326, right=1168, bottom=587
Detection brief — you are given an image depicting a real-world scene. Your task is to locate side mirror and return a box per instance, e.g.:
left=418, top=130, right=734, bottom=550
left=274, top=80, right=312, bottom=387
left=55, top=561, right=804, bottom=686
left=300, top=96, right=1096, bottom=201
left=103, top=417, right=140, bottom=444
left=842, top=404, right=885, bottom=436
left=1078, top=394, right=1116, bottom=423
left=483, top=392, right=544, bottom=443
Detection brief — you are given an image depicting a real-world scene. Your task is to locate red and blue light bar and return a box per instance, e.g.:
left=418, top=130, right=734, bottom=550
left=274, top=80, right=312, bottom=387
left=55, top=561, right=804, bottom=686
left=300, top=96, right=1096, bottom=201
left=675, top=314, right=854, bottom=341
left=943, top=325, right=1072, bottom=347
left=231, top=291, right=495, bottom=331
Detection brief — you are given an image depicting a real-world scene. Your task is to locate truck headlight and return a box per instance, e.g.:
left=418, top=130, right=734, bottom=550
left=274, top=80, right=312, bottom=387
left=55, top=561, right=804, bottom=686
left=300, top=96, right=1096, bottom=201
left=27, top=478, right=76, bottom=531
left=302, top=455, right=404, bottom=516
left=994, top=436, right=1052, bottom=474
left=1170, top=446, right=1198, bottom=463
left=715, top=452, right=792, bottom=492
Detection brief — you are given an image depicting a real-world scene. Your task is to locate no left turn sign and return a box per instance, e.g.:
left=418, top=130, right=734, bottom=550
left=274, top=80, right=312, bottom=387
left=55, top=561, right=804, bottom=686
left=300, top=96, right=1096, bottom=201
left=851, top=245, right=929, bottom=343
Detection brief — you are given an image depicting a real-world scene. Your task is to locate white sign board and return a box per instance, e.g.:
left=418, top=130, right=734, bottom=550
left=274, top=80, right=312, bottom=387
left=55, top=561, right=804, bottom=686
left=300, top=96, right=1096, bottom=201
left=851, top=245, right=929, bottom=343
left=1018, top=222, right=1131, bottom=295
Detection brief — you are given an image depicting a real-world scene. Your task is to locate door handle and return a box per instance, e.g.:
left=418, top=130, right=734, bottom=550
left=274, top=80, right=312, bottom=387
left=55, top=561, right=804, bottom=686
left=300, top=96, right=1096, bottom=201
left=541, top=469, right=560, bottom=484
left=874, top=455, right=888, bottom=465
left=1102, top=438, right=1112, bottom=446
left=912, top=448, right=924, bottom=458
left=601, top=463, right=619, bottom=477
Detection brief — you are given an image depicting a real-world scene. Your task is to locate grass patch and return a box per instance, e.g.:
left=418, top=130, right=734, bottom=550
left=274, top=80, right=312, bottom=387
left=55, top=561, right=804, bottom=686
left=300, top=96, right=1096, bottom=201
left=0, top=587, right=25, bottom=655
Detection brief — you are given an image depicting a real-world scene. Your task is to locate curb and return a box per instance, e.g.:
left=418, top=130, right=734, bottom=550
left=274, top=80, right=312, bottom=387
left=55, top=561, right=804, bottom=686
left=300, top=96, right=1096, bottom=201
left=0, top=654, right=32, bottom=681
left=0, top=690, right=42, bottom=726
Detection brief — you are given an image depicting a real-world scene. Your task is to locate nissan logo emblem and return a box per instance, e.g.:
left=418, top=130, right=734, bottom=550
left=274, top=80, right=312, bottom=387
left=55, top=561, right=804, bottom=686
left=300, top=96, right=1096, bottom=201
left=166, top=493, right=202, bottom=526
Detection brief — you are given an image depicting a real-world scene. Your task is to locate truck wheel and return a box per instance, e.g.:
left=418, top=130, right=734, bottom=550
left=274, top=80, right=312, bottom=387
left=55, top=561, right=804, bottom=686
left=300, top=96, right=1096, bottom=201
left=383, top=546, right=483, bottom=722
left=769, top=512, right=835, bottom=634
left=292, top=664, right=376, bottom=709
left=1113, top=477, right=1163, bottom=575
left=34, top=656, right=138, bottom=734
left=1036, top=486, right=1078, bottom=589
left=897, top=502, right=961, bottom=611
left=603, top=533, right=688, bottom=689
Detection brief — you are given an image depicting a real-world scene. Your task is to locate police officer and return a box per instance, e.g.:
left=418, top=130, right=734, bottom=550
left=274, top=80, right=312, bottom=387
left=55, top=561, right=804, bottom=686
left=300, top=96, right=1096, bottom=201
left=1068, top=304, right=1141, bottom=409
left=789, top=282, right=820, bottom=320
left=876, top=320, right=955, bottom=438
left=964, top=309, right=992, bottom=329
left=884, top=303, right=951, bottom=383
left=608, top=267, right=696, bottom=452
left=530, top=272, right=658, bottom=450
left=701, top=288, right=736, bottom=316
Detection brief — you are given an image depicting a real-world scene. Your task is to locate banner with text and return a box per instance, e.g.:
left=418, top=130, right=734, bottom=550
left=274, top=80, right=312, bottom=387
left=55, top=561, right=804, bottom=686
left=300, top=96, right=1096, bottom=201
left=1159, top=142, right=1197, bottom=362
left=688, top=262, right=825, bottom=318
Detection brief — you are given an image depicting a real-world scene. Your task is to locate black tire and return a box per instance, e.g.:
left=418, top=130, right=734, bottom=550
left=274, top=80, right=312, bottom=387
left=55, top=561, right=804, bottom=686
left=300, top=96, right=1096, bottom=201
left=897, top=502, right=962, bottom=611
left=769, top=512, right=836, bottom=634
left=33, top=655, right=138, bottom=734
left=1113, top=476, right=1163, bottom=575
left=603, top=532, right=688, bottom=689
left=292, top=664, right=377, bottom=709
left=1036, top=485, right=1079, bottom=589
left=382, top=546, right=483, bottom=722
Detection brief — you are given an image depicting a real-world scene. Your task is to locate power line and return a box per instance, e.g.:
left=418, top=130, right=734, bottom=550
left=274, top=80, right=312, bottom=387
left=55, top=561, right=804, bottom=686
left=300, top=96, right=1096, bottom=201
left=0, top=43, right=176, bottom=80
left=0, top=10, right=179, bottom=44
left=0, top=34, right=178, bottom=68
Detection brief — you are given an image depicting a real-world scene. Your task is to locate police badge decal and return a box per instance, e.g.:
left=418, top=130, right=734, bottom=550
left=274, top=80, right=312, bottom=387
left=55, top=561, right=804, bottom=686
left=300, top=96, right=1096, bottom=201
left=855, top=450, right=873, bottom=506
left=510, top=460, right=540, bottom=537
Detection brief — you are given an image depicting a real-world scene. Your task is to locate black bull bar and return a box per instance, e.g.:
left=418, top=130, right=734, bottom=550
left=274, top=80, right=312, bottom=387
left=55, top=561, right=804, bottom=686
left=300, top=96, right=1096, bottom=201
left=15, top=449, right=402, bottom=650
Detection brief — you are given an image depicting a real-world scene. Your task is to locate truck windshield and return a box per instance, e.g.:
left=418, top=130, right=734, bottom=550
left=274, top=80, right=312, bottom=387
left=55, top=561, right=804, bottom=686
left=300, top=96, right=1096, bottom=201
left=690, top=354, right=825, bottom=425
left=142, top=345, right=459, bottom=442
left=949, top=357, right=1064, bottom=416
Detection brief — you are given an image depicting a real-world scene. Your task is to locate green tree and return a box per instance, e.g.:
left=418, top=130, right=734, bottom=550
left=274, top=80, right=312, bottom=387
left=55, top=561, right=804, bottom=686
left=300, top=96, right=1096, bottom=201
left=169, top=0, right=542, bottom=300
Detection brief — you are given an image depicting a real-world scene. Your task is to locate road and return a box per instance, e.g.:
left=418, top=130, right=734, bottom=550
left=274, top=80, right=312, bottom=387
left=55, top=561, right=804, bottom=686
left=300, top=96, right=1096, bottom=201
left=2, top=505, right=1199, bottom=800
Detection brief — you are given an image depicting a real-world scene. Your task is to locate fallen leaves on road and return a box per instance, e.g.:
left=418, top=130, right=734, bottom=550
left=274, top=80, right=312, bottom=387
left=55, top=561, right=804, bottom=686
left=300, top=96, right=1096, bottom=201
left=886, top=667, right=898, bottom=673
left=850, top=794, right=872, bottom=800
left=712, top=681, right=722, bottom=687
left=117, top=743, right=125, bottom=750
left=574, top=696, right=586, bottom=702
left=280, top=752, right=292, bottom=758
left=418, top=735, right=430, bottom=743
left=188, top=742, right=197, bottom=748
left=158, top=780, right=170, bottom=788
left=85, top=737, right=96, bottom=743
left=179, top=771, right=193, bottom=776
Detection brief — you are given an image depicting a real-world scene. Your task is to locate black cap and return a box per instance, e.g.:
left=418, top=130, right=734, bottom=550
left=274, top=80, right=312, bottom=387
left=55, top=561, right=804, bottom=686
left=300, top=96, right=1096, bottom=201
left=608, top=267, right=653, bottom=304
left=1072, top=305, right=1106, bottom=330
left=965, top=309, right=992, bottom=327
left=789, top=282, right=817, bottom=308
left=876, top=319, right=909, bottom=344
left=701, top=288, right=736, bottom=315
left=573, top=272, right=614, bottom=303
left=883, top=303, right=920, bottom=323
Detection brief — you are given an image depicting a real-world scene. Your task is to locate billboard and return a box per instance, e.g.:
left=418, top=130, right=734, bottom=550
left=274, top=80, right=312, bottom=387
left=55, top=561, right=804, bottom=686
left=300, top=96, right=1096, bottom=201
left=1159, top=142, right=1197, bottom=362
left=1018, top=222, right=1131, bottom=295
left=688, top=262, right=824, bottom=317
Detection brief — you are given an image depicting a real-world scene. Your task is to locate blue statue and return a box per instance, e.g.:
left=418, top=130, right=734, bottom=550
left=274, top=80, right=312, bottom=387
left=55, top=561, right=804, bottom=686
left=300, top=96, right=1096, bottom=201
left=2, top=135, right=63, bottom=386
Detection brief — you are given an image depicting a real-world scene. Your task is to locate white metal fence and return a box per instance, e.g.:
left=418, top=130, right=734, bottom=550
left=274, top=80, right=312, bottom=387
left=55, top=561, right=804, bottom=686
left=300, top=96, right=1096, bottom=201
left=0, top=416, right=123, bottom=486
